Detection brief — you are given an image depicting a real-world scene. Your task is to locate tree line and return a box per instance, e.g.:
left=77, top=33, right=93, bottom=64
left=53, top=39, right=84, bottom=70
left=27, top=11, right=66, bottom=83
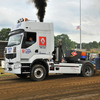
left=77, top=41, right=100, bottom=51
left=55, top=34, right=100, bottom=52
left=0, top=28, right=100, bottom=52
left=0, top=28, right=11, bottom=41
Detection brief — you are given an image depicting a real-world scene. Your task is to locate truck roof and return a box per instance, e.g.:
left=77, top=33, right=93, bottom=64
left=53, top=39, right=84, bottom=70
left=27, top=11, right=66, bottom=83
left=11, top=20, right=53, bottom=32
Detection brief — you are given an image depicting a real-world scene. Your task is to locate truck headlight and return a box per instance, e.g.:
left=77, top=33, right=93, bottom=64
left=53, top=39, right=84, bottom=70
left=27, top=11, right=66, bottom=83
left=4, top=48, right=7, bottom=53
left=13, top=47, right=16, bottom=52
left=14, top=63, right=21, bottom=69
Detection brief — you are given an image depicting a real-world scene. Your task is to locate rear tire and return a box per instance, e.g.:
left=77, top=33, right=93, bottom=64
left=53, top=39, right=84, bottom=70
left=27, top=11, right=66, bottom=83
left=16, top=74, right=27, bottom=78
left=81, top=63, right=94, bottom=77
left=31, top=64, right=46, bottom=81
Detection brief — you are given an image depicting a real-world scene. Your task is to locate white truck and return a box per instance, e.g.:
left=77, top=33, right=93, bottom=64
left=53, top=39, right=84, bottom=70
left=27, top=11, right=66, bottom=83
left=4, top=18, right=94, bottom=81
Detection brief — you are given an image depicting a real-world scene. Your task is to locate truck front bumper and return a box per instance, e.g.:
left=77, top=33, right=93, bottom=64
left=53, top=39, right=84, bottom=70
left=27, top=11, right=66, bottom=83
left=5, top=63, right=21, bottom=74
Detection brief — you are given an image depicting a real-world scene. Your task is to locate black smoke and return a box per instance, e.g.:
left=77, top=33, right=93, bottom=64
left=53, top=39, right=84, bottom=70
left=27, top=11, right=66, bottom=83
left=31, top=0, right=47, bottom=22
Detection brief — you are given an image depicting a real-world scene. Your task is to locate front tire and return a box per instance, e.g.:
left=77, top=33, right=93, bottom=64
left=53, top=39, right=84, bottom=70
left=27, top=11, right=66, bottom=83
left=81, top=63, right=94, bottom=77
left=31, top=64, right=46, bottom=81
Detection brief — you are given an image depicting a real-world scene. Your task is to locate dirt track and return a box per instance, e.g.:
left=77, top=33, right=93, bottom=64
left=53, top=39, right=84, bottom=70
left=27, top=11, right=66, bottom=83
left=0, top=71, right=100, bottom=100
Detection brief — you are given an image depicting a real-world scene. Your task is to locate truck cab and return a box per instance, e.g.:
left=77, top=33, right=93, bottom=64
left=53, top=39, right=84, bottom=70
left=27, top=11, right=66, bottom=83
left=4, top=18, right=54, bottom=80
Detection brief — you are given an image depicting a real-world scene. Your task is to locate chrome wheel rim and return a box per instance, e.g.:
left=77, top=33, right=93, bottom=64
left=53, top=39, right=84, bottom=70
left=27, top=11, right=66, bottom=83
left=34, top=68, right=43, bottom=79
left=85, top=66, right=92, bottom=76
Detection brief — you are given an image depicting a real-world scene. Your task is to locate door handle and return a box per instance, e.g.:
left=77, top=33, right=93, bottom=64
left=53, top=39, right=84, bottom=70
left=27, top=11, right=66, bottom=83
left=35, top=49, right=38, bottom=53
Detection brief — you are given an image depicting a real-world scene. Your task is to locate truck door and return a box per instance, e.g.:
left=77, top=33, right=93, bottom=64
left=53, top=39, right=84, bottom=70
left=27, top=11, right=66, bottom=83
left=21, top=32, right=38, bottom=59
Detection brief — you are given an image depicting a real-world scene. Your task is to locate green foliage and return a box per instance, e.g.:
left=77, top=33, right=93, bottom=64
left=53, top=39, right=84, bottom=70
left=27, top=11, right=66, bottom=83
left=96, top=51, right=99, bottom=53
left=81, top=41, right=100, bottom=50
left=86, top=46, right=90, bottom=51
left=0, top=28, right=11, bottom=41
left=54, top=34, right=77, bottom=53
left=55, top=34, right=100, bottom=52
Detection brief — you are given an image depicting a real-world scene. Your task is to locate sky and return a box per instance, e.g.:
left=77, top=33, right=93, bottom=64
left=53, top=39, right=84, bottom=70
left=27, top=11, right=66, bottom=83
left=0, top=0, right=100, bottom=43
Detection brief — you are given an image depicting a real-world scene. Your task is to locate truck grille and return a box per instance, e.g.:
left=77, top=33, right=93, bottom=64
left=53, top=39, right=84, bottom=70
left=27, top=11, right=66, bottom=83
left=6, top=54, right=16, bottom=59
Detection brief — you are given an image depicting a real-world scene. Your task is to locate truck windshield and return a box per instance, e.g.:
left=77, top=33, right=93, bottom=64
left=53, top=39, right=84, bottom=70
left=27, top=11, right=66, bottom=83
left=7, top=34, right=22, bottom=46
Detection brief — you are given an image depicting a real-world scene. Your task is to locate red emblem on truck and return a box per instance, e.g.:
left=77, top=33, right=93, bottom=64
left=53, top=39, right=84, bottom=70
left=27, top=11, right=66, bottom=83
left=22, top=49, right=25, bottom=53
left=72, top=51, right=77, bottom=56
left=39, top=37, right=46, bottom=46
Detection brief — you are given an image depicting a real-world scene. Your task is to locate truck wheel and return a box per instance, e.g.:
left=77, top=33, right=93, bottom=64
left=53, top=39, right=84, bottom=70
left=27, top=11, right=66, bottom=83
left=31, top=64, right=46, bottom=81
left=81, top=63, right=94, bottom=77
left=16, top=74, right=27, bottom=78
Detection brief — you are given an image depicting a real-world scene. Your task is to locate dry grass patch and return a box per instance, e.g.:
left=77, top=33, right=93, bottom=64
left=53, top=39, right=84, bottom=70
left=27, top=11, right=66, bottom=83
left=0, top=67, right=15, bottom=77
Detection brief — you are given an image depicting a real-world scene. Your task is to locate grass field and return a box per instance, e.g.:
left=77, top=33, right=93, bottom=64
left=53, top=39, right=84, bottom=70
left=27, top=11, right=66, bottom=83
left=0, top=67, right=14, bottom=77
